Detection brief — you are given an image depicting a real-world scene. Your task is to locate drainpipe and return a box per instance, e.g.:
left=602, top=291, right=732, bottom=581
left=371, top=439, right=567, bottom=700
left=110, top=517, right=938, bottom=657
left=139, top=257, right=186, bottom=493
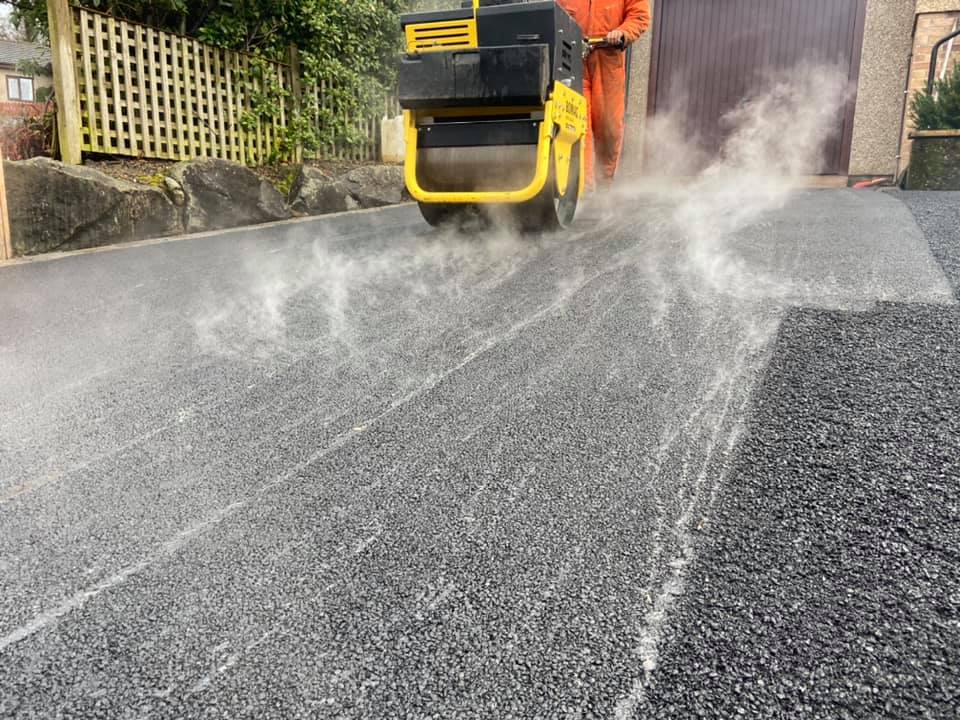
left=893, top=14, right=919, bottom=183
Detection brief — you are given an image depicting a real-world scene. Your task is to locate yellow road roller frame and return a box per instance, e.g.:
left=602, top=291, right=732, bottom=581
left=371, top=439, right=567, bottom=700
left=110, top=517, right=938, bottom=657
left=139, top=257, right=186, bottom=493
left=404, top=80, right=588, bottom=205
left=404, top=0, right=479, bottom=55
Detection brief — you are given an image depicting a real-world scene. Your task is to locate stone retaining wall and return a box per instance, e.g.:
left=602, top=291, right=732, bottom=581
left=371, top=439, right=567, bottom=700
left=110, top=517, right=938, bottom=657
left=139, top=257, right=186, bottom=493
left=4, top=158, right=407, bottom=257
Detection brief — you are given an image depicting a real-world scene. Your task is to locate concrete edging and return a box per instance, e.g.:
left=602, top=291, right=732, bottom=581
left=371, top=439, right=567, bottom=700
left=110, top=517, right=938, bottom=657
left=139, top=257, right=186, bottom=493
left=909, top=129, right=960, bottom=138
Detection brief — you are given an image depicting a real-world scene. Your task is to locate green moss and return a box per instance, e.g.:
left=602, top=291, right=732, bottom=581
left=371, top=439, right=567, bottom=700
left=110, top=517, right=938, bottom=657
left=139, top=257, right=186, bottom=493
left=275, top=167, right=298, bottom=198
left=137, top=173, right=167, bottom=189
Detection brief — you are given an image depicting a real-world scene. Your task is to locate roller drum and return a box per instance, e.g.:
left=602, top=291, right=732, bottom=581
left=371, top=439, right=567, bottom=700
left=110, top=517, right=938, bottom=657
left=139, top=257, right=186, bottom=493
left=415, top=146, right=540, bottom=194
left=417, top=139, right=580, bottom=232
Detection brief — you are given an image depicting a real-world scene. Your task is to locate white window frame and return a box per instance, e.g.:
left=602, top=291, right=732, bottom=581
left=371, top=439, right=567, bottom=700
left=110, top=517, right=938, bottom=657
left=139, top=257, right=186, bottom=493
left=7, top=75, right=35, bottom=103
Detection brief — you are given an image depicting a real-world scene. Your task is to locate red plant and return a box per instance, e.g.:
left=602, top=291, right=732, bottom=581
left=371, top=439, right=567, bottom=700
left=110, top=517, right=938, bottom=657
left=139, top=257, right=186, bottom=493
left=0, top=100, right=54, bottom=161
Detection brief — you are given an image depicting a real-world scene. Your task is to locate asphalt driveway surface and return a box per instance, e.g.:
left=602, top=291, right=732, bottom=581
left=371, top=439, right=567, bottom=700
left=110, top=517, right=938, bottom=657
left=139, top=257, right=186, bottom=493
left=0, top=188, right=956, bottom=718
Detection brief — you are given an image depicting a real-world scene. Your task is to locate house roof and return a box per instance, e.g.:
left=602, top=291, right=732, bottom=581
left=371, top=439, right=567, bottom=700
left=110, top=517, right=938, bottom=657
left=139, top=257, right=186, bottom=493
left=0, top=39, right=51, bottom=70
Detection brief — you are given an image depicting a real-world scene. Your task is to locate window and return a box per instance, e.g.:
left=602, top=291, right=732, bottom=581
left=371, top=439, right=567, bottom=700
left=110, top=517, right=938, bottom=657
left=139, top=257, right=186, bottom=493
left=7, top=76, right=34, bottom=102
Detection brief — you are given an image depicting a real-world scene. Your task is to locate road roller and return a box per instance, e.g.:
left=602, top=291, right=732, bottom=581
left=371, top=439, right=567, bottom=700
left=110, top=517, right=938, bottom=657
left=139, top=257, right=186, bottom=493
left=399, top=0, right=589, bottom=230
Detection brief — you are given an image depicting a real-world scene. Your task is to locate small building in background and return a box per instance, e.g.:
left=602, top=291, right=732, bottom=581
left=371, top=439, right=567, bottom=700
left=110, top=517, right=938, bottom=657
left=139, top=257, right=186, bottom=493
left=0, top=39, right=54, bottom=160
left=0, top=38, right=52, bottom=111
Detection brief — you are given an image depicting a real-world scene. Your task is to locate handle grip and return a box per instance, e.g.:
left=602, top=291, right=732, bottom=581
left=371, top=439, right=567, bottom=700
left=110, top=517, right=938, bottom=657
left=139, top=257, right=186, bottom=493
left=584, top=36, right=627, bottom=56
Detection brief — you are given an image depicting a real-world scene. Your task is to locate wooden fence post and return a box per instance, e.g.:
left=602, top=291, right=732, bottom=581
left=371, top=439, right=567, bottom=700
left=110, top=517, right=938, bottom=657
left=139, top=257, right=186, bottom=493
left=0, top=151, right=12, bottom=261
left=288, top=44, right=303, bottom=163
left=47, top=0, right=83, bottom=165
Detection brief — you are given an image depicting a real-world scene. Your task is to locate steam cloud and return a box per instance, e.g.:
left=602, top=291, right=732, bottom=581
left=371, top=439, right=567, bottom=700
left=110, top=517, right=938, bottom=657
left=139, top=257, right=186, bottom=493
left=185, top=62, right=853, bottom=718
left=192, top=223, right=552, bottom=361
left=194, top=65, right=851, bottom=360
left=634, top=64, right=852, bottom=301
left=612, top=64, right=854, bottom=717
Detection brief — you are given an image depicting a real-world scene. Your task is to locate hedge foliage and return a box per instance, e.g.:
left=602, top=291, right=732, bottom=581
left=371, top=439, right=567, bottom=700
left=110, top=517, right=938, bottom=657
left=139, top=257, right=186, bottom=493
left=911, top=63, right=960, bottom=131
left=8, top=0, right=410, bottom=156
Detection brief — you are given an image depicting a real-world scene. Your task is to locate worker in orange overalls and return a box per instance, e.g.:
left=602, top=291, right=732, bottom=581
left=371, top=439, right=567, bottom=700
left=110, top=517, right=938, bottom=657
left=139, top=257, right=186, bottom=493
left=558, top=0, right=652, bottom=188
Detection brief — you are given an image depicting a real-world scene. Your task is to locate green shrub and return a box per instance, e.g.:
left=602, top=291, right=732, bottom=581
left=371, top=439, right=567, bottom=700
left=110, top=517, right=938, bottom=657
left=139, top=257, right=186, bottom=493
left=275, top=167, right=297, bottom=197
left=911, top=63, right=960, bottom=131
left=10, top=0, right=406, bottom=153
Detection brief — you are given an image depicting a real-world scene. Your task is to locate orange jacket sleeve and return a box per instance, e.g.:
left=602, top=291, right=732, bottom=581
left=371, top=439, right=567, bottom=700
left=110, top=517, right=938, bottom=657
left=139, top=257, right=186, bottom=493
left=618, top=0, right=652, bottom=43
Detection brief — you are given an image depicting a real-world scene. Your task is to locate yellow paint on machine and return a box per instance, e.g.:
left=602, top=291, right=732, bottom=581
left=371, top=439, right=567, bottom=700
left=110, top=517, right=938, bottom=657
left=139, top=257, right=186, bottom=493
left=549, top=81, right=589, bottom=196
left=404, top=81, right=588, bottom=205
left=404, top=19, right=479, bottom=54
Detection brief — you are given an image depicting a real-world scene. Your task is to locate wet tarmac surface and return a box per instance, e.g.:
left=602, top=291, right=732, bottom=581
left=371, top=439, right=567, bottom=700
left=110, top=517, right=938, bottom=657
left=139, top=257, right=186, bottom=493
left=0, top=189, right=956, bottom=718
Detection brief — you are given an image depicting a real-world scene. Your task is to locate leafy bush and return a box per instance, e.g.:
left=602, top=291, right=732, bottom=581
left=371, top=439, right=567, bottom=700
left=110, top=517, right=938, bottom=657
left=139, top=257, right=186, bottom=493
left=911, top=63, right=960, bottom=131
left=8, top=0, right=407, bottom=155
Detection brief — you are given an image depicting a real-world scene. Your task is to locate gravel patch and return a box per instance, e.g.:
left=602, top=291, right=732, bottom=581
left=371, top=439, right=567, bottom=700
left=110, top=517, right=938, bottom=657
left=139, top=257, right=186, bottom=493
left=899, top=191, right=960, bottom=299
left=644, top=302, right=960, bottom=719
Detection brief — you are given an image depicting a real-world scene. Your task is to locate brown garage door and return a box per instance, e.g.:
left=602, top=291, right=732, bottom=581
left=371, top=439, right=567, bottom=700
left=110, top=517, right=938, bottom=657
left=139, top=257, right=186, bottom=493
left=647, top=0, right=867, bottom=174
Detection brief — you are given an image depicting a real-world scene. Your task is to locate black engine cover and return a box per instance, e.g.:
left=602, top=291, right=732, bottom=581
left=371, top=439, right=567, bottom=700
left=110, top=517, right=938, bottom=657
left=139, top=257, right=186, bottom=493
left=399, top=45, right=551, bottom=110
left=475, top=0, right=582, bottom=92
left=399, top=0, right=584, bottom=109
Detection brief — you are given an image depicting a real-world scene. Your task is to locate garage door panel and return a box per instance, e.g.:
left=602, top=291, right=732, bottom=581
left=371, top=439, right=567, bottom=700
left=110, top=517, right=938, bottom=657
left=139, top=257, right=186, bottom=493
left=649, top=0, right=867, bottom=174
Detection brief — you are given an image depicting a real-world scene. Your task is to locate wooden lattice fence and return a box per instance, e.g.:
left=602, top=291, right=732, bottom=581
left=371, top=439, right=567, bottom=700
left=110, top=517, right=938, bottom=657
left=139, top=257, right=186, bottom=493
left=48, top=0, right=394, bottom=166
left=308, top=79, right=399, bottom=163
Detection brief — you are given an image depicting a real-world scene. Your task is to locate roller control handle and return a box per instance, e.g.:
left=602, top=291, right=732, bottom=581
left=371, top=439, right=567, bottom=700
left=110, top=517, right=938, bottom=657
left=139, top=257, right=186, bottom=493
left=584, top=36, right=627, bottom=56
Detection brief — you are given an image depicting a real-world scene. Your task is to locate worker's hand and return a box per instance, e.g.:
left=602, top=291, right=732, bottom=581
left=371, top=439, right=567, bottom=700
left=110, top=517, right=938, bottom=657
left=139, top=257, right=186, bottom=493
left=605, top=29, right=626, bottom=47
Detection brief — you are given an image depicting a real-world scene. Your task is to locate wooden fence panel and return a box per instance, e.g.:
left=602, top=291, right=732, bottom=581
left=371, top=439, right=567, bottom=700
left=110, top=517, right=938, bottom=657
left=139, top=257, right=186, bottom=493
left=75, top=10, right=96, bottom=153
left=68, top=6, right=392, bottom=165
left=133, top=23, right=150, bottom=157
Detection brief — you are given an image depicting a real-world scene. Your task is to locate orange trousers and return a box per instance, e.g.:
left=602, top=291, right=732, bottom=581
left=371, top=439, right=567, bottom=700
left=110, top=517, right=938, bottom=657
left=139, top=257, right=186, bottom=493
left=583, top=49, right=628, bottom=188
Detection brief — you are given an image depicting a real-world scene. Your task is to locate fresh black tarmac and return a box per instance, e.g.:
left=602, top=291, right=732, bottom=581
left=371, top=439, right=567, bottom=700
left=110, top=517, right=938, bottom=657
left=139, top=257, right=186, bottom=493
left=0, top=190, right=956, bottom=718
